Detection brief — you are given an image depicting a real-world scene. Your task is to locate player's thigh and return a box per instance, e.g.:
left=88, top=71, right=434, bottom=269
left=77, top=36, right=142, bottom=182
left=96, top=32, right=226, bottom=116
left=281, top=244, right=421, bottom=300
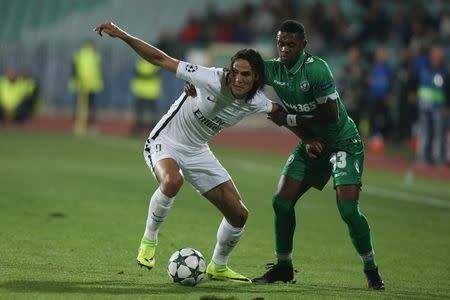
left=282, top=143, right=331, bottom=198
left=181, top=147, right=231, bottom=195
left=143, top=137, right=183, bottom=181
left=330, top=140, right=364, bottom=193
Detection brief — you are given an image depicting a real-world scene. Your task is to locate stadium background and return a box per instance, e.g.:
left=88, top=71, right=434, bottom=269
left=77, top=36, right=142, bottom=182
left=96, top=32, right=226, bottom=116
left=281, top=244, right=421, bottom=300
left=1, top=0, right=449, bottom=126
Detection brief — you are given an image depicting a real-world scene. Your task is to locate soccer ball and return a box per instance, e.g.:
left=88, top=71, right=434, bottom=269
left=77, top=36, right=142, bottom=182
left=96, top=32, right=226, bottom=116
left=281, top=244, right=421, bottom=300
left=167, top=248, right=206, bottom=286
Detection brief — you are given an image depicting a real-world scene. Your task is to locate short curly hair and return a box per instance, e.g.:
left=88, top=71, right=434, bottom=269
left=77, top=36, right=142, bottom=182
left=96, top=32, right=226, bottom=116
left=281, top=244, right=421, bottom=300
left=279, top=20, right=306, bottom=41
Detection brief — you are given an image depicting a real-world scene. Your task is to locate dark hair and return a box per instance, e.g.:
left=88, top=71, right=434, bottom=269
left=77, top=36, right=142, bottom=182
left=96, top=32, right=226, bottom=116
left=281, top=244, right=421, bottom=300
left=227, top=48, right=265, bottom=101
left=279, top=20, right=306, bottom=41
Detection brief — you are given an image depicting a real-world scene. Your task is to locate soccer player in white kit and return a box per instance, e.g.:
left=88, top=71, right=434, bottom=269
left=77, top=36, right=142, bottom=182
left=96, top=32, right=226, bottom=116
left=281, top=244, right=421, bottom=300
left=94, top=21, right=278, bottom=282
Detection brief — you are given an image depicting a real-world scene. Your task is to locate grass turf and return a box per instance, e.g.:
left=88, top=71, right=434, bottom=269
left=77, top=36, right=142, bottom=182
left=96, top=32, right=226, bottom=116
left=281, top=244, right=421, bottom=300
left=1, top=130, right=449, bottom=299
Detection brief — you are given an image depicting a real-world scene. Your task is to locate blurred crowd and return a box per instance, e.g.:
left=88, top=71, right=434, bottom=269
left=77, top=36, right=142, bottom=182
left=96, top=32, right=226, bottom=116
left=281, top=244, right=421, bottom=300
left=173, top=0, right=450, bottom=166
left=1, top=0, right=449, bottom=167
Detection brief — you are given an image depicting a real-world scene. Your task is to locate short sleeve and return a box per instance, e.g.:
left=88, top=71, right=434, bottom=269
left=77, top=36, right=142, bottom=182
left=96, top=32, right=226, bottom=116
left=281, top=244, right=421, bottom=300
left=250, top=91, right=273, bottom=113
left=264, top=59, right=277, bottom=85
left=307, top=59, right=338, bottom=104
left=176, top=61, right=221, bottom=90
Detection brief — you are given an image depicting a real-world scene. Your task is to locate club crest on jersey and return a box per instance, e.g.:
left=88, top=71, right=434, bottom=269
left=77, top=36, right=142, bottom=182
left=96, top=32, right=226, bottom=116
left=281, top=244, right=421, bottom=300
left=300, top=80, right=310, bottom=92
left=185, top=64, right=198, bottom=73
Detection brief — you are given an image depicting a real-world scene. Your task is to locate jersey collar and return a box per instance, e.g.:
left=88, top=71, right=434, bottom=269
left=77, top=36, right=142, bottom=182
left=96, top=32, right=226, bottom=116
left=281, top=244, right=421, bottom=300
left=284, top=51, right=306, bottom=75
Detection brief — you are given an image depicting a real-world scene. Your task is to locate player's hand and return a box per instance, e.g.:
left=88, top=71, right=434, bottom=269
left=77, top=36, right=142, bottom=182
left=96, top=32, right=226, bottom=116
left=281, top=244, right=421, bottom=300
left=94, top=21, right=126, bottom=38
left=267, top=109, right=287, bottom=126
left=305, top=138, right=326, bottom=158
left=184, top=82, right=197, bottom=97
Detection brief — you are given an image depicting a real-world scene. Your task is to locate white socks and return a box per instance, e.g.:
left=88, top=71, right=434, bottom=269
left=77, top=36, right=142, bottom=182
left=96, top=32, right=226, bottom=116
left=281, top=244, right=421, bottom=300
left=212, top=218, right=244, bottom=266
left=143, top=188, right=175, bottom=241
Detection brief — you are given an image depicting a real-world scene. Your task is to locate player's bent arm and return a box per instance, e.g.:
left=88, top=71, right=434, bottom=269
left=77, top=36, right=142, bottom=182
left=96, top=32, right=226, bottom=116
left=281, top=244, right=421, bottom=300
left=270, top=102, right=281, bottom=113
left=268, top=98, right=338, bottom=127
left=94, top=21, right=179, bottom=73
left=293, top=99, right=338, bottom=125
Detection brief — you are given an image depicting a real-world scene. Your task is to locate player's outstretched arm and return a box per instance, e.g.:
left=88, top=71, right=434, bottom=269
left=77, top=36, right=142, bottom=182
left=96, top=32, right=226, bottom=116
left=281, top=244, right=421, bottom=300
left=94, top=21, right=179, bottom=73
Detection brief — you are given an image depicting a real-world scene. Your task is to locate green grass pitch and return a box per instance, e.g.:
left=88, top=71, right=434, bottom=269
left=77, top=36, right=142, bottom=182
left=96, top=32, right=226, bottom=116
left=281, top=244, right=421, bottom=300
left=1, top=130, right=449, bottom=299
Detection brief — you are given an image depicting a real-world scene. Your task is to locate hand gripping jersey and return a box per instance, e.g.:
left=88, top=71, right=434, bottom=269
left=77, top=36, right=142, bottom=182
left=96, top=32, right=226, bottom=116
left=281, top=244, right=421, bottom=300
left=264, top=51, right=360, bottom=147
left=149, top=61, right=272, bottom=148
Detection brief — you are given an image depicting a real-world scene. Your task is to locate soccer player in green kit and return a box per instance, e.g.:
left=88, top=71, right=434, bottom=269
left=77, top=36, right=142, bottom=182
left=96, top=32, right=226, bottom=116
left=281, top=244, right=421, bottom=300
left=251, top=20, right=384, bottom=290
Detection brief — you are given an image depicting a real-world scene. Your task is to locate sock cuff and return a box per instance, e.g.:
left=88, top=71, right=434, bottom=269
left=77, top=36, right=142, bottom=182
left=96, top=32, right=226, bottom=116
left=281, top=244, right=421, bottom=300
left=220, top=217, right=244, bottom=234
left=155, top=187, right=174, bottom=205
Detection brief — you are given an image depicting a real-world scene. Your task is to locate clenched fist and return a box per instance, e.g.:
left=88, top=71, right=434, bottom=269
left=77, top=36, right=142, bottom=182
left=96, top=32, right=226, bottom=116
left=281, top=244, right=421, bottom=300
left=305, top=139, right=326, bottom=158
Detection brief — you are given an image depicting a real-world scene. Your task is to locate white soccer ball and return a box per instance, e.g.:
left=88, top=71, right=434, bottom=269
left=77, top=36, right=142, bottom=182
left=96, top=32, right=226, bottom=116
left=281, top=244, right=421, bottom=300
left=167, top=247, right=206, bottom=286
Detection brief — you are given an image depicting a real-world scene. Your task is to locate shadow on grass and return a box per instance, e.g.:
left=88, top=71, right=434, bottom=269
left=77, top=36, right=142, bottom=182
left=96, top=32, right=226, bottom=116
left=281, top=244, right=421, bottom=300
left=0, top=280, right=444, bottom=299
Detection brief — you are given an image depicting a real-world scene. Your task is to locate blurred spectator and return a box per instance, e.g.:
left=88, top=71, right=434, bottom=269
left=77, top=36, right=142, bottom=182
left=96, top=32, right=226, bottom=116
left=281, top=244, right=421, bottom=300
left=359, top=1, right=390, bottom=43
left=248, top=0, right=277, bottom=39
left=19, top=68, right=40, bottom=120
left=68, top=40, right=104, bottom=135
left=392, top=47, right=417, bottom=143
left=130, top=57, right=162, bottom=135
left=179, top=15, right=203, bottom=43
left=367, top=46, right=393, bottom=140
left=412, top=45, right=450, bottom=166
left=338, top=46, right=368, bottom=132
left=0, top=67, right=38, bottom=125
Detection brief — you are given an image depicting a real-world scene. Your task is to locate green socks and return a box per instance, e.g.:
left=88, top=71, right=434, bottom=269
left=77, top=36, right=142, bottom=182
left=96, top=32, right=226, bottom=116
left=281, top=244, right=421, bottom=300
left=273, top=195, right=296, bottom=264
left=337, top=200, right=377, bottom=271
left=271, top=195, right=378, bottom=271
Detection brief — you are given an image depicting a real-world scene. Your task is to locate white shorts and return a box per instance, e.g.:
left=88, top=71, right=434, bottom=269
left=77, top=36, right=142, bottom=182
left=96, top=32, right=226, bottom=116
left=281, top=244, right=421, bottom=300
left=143, top=136, right=231, bottom=194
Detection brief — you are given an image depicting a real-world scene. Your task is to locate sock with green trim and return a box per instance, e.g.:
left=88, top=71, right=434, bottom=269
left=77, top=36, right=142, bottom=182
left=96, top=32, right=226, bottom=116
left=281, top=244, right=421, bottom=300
left=337, top=200, right=377, bottom=271
left=272, top=195, right=296, bottom=265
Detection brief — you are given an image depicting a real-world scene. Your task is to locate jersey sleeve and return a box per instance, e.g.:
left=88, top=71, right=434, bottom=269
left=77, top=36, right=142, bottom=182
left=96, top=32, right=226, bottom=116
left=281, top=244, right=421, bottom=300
left=176, top=61, right=221, bottom=90
left=250, top=91, right=273, bottom=113
left=307, top=59, right=338, bottom=104
left=264, top=59, right=277, bottom=85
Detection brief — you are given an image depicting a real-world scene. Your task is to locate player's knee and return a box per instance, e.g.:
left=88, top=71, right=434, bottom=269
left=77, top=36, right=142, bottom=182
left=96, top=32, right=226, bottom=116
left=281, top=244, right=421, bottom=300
left=272, top=195, right=294, bottom=215
left=159, top=173, right=183, bottom=197
left=337, top=201, right=359, bottom=223
left=229, top=204, right=248, bottom=227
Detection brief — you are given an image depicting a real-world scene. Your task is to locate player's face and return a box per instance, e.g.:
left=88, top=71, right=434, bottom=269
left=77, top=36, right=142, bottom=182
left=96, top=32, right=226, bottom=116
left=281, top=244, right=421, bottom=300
left=277, top=31, right=306, bottom=68
left=230, top=58, right=257, bottom=99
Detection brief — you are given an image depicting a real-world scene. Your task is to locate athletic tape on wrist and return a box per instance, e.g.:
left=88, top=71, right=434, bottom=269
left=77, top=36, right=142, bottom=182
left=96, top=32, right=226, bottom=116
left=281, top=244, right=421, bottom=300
left=286, top=114, right=297, bottom=127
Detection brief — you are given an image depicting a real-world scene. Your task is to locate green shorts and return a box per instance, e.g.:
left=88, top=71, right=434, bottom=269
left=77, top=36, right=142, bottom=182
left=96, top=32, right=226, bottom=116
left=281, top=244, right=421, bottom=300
left=281, top=138, right=364, bottom=190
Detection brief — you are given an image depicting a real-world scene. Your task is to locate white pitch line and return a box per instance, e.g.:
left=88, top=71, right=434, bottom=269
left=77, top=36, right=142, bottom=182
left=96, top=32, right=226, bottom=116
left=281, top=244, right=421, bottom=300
left=226, top=158, right=450, bottom=210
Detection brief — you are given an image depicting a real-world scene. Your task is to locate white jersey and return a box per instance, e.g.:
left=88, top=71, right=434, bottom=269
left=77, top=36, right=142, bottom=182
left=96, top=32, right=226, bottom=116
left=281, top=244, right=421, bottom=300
left=148, top=61, right=272, bottom=148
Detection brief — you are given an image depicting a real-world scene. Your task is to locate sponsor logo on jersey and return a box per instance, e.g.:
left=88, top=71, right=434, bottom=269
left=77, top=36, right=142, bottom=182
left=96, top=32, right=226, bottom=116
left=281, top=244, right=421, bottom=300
left=300, top=80, right=310, bottom=91
left=194, top=109, right=225, bottom=131
left=306, top=57, right=314, bottom=64
left=206, top=95, right=215, bottom=102
left=185, top=64, right=198, bottom=73
left=273, top=80, right=287, bottom=86
left=335, top=172, right=348, bottom=177
left=319, top=81, right=333, bottom=91
left=283, top=100, right=317, bottom=113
